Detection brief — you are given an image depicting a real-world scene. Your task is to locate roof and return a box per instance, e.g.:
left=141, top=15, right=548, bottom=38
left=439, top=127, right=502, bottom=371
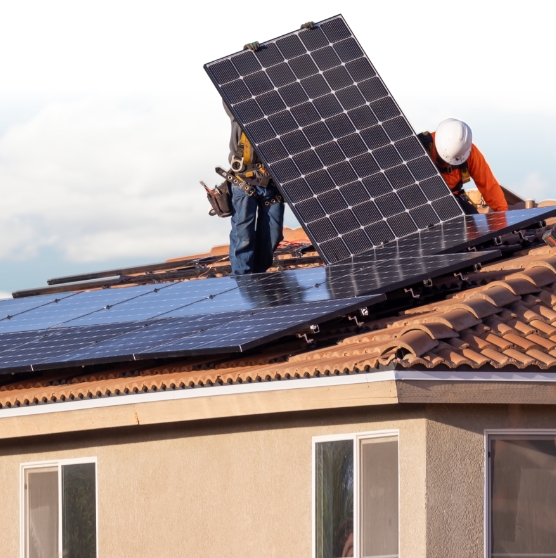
left=2, top=235, right=556, bottom=412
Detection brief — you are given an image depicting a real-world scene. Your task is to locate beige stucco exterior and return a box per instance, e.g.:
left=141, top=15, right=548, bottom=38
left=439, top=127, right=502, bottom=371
left=1, top=400, right=556, bottom=557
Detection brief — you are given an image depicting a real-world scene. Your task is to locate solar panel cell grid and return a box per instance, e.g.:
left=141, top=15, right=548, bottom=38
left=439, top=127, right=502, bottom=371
left=205, top=15, right=464, bottom=263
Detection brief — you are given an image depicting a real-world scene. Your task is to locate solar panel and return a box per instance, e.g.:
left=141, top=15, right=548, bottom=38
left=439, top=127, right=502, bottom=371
left=205, top=15, right=464, bottom=264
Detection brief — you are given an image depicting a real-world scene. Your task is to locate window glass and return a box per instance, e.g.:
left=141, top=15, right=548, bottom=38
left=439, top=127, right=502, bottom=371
left=315, top=440, right=354, bottom=558
left=25, top=468, right=58, bottom=558
left=360, top=437, right=398, bottom=558
left=491, top=436, right=556, bottom=557
left=63, top=463, right=97, bottom=558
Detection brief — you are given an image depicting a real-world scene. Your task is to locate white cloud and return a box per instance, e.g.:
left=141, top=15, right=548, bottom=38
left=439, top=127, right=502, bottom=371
left=0, top=291, right=12, bottom=299
left=515, top=171, right=555, bottom=203
left=0, top=98, right=232, bottom=262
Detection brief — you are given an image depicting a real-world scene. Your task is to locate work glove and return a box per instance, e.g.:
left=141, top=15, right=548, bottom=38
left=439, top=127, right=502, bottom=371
left=300, top=22, right=315, bottom=29
left=243, top=41, right=260, bottom=52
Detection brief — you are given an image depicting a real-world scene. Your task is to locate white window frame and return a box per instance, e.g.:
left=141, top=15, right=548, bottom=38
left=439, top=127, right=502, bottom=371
left=312, top=430, right=400, bottom=558
left=20, top=456, right=98, bottom=558
left=484, top=428, right=556, bottom=558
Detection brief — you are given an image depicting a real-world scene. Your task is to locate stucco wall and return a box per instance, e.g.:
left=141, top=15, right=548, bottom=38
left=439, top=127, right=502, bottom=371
left=2, top=403, right=555, bottom=557
left=0, top=405, right=426, bottom=558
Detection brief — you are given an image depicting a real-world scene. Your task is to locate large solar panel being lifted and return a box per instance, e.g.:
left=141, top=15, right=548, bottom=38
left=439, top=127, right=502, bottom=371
left=205, top=15, right=464, bottom=263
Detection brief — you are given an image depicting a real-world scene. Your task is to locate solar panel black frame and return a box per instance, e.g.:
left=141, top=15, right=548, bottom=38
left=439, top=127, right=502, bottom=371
left=205, top=15, right=464, bottom=264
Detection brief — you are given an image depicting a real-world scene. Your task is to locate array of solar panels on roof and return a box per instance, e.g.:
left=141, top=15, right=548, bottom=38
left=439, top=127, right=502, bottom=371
left=205, top=15, right=464, bottom=264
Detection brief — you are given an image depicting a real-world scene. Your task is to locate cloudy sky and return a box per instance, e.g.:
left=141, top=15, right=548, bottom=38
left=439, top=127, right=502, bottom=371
left=1, top=0, right=555, bottom=297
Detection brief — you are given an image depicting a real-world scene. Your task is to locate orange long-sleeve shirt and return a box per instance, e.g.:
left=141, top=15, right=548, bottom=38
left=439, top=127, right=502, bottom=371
left=429, top=132, right=508, bottom=211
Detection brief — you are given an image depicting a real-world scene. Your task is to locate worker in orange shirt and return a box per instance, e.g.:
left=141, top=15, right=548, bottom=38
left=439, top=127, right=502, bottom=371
left=418, top=118, right=508, bottom=214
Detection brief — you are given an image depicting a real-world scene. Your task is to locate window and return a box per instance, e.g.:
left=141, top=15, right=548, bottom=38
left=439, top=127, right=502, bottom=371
left=488, top=433, right=556, bottom=558
left=22, top=458, right=97, bottom=558
left=314, top=432, right=399, bottom=558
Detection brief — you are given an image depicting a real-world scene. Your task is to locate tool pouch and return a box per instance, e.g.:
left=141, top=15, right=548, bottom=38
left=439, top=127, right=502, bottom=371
left=207, top=181, right=232, bottom=218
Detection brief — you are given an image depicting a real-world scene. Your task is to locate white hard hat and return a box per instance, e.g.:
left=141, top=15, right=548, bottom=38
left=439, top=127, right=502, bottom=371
left=434, top=118, right=473, bottom=165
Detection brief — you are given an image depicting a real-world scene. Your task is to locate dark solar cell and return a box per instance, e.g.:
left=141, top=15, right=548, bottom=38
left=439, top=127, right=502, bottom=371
left=330, top=209, right=361, bottom=234
left=321, top=17, right=351, bottom=42
left=255, top=43, right=284, bottom=67
left=339, top=181, right=371, bottom=205
left=328, top=161, right=357, bottom=185
left=296, top=197, right=326, bottom=222
left=276, top=34, right=307, bottom=59
left=316, top=142, right=345, bottom=166
left=259, top=138, right=288, bottom=163
left=432, top=196, right=462, bottom=220
left=384, top=164, right=415, bottom=188
left=347, top=105, right=377, bottom=130
left=268, top=110, right=298, bottom=134
left=383, top=116, right=412, bottom=141
left=326, top=114, right=355, bottom=138
left=352, top=200, right=382, bottom=225
left=304, top=121, right=334, bottom=146
left=318, top=237, right=350, bottom=262
left=300, top=74, right=331, bottom=99
left=397, top=184, right=427, bottom=208
left=365, top=220, right=395, bottom=245
left=360, top=125, right=389, bottom=150
left=337, top=133, right=367, bottom=157
left=257, top=90, right=286, bottom=115
left=420, top=176, right=450, bottom=201
left=410, top=204, right=441, bottom=228
left=358, top=77, right=388, bottom=103
left=272, top=158, right=301, bottom=182
left=291, top=102, right=321, bottom=126
left=310, top=217, right=339, bottom=242
left=278, top=82, right=309, bottom=106
left=299, top=27, right=329, bottom=51
left=249, top=119, right=277, bottom=143
left=313, top=95, right=343, bottom=118
left=336, top=86, right=366, bottom=110
left=388, top=212, right=418, bottom=237
left=407, top=156, right=437, bottom=181
left=395, top=136, right=424, bottom=161
left=284, top=178, right=313, bottom=202
left=267, top=63, right=297, bottom=87
left=373, top=145, right=402, bottom=169
left=362, top=173, right=393, bottom=197
left=234, top=99, right=264, bottom=123
left=324, top=66, right=354, bottom=91
left=346, top=58, right=376, bottom=82
left=293, top=150, right=322, bottom=174
left=312, top=46, right=342, bottom=71
left=371, top=97, right=400, bottom=122
left=280, top=130, right=311, bottom=154
left=342, top=229, right=373, bottom=254
left=319, top=189, right=348, bottom=214
left=244, top=71, right=274, bottom=95
left=335, top=38, right=364, bottom=62
left=231, top=51, right=262, bottom=76
left=351, top=153, right=379, bottom=178
left=209, top=59, right=239, bottom=84
left=305, top=169, right=336, bottom=193
left=375, top=192, right=405, bottom=217
left=289, top=54, right=319, bottom=79
left=221, top=79, right=251, bottom=104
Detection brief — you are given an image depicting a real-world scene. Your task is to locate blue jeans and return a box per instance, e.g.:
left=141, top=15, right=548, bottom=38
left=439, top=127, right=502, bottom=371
left=229, top=183, right=285, bottom=274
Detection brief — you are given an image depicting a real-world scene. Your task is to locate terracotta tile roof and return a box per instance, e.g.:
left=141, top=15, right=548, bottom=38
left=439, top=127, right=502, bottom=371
left=4, top=233, right=556, bottom=410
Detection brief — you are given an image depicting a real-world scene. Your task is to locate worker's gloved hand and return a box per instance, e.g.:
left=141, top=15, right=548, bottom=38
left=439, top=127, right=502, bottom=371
left=243, top=41, right=260, bottom=52
left=300, top=21, right=315, bottom=29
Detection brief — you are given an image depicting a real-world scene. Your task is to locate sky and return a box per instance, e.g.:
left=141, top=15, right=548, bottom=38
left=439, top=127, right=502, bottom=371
left=1, top=0, right=555, bottom=297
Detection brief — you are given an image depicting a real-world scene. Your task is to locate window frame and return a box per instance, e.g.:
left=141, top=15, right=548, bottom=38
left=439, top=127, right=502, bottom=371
left=20, top=456, right=98, bottom=558
left=484, top=428, right=556, bottom=558
left=312, top=430, right=400, bottom=558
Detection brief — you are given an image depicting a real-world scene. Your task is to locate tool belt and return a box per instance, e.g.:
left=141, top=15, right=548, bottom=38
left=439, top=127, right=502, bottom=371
left=202, top=180, right=233, bottom=218
left=215, top=167, right=284, bottom=206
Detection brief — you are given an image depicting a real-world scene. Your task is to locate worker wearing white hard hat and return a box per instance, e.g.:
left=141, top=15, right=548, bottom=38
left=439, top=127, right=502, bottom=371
left=418, top=119, right=508, bottom=213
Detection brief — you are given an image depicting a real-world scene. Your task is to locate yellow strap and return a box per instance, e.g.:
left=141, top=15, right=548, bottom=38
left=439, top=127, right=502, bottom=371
left=239, top=132, right=253, bottom=165
left=461, top=168, right=471, bottom=184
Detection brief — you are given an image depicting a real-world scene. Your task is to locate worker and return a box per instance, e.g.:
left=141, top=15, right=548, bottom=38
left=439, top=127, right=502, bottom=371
left=224, top=49, right=284, bottom=274
left=418, top=118, right=508, bottom=214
